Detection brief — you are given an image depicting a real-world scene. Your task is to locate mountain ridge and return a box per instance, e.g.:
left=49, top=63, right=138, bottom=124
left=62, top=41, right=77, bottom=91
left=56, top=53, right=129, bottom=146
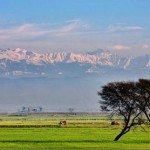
left=0, top=48, right=150, bottom=78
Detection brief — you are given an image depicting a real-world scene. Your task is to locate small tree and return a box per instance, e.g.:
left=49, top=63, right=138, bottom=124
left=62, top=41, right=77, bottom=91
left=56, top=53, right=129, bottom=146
left=22, top=106, right=26, bottom=112
left=68, top=108, right=74, bottom=113
left=39, top=107, right=43, bottom=112
left=98, top=79, right=150, bottom=141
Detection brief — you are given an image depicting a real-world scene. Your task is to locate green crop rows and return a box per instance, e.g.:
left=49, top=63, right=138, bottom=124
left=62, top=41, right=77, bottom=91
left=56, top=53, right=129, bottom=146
left=0, top=113, right=149, bottom=149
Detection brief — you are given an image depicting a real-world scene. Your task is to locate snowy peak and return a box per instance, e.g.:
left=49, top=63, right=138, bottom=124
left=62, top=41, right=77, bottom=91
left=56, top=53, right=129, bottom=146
left=0, top=48, right=131, bottom=66
left=0, top=48, right=150, bottom=77
left=0, top=48, right=44, bottom=65
left=44, top=49, right=124, bottom=66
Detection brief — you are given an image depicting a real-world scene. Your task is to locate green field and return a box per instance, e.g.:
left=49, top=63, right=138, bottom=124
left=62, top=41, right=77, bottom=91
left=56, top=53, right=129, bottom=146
left=0, top=113, right=150, bottom=149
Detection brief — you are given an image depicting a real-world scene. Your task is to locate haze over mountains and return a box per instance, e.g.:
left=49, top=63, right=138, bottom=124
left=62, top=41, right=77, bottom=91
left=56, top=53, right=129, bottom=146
left=0, top=48, right=150, bottom=78
left=0, top=48, right=150, bottom=112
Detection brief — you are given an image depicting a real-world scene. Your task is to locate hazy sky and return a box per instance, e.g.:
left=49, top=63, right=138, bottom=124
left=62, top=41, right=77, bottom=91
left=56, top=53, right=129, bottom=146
left=0, top=0, right=150, bottom=56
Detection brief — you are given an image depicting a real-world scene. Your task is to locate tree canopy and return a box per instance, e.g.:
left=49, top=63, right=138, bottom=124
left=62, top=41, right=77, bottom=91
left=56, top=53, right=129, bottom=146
left=98, top=79, right=150, bottom=141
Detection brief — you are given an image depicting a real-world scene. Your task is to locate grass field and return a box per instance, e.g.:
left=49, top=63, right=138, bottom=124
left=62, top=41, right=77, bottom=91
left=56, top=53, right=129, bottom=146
left=0, top=113, right=150, bottom=149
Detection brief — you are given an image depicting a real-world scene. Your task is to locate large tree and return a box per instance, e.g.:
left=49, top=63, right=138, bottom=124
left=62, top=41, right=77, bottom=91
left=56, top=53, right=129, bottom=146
left=98, top=79, right=150, bottom=141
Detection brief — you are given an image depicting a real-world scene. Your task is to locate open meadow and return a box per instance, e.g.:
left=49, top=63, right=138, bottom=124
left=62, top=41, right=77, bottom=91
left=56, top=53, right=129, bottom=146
left=0, top=113, right=149, bottom=149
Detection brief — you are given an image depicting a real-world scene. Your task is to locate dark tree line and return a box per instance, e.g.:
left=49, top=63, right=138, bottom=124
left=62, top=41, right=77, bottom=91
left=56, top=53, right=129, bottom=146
left=98, top=79, right=150, bottom=141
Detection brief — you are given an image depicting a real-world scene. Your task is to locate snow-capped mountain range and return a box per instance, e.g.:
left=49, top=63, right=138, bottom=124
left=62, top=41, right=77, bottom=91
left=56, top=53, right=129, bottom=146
left=0, top=48, right=150, bottom=78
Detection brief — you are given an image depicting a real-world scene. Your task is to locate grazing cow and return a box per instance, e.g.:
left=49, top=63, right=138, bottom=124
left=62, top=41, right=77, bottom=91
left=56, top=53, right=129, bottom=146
left=111, top=121, right=120, bottom=125
left=59, top=120, right=67, bottom=125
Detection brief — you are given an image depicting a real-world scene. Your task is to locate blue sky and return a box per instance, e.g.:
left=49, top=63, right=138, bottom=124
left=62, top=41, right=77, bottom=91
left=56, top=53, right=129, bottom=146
left=0, top=0, right=150, bottom=56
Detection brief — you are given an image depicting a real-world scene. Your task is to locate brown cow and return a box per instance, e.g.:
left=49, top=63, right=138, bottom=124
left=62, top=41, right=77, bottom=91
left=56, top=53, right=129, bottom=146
left=59, top=120, right=67, bottom=125
left=111, top=121, right=120, bottom=125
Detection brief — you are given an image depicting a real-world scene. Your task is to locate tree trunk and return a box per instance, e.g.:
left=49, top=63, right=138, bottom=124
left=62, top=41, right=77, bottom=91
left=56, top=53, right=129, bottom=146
left=114, top=128, right=128, bottom=141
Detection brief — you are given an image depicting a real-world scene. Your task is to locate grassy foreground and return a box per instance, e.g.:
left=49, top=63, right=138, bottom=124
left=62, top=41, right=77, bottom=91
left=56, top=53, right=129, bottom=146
left=0, top=128, right=150, bottom=149
left=0, top=113, right=149, bottom=149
